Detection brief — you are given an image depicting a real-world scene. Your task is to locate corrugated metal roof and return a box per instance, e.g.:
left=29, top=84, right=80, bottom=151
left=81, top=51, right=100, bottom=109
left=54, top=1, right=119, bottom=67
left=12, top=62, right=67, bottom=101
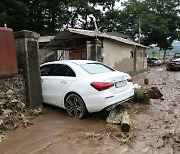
left=106, top=32, right=131, bottom=39
left=46, top=28, right=147, bottom=48
left=39, top=36, right=54, bottom=43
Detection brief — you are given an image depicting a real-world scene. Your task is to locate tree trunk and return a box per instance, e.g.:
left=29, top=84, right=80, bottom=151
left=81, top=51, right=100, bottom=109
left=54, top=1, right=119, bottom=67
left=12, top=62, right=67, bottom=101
left=163, top=50, right=167, bottom=63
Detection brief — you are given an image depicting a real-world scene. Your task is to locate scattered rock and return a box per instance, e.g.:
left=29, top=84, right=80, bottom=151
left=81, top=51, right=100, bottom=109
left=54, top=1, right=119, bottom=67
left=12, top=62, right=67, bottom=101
left=141, top=146, right=150, bottom=153
left=114, top=146, right=129, bottom=154
left=6, top=89, right=14, bottom=95
left=0, top=92, right=5, bottom=98
left=158, top=147, right=174, bottom=154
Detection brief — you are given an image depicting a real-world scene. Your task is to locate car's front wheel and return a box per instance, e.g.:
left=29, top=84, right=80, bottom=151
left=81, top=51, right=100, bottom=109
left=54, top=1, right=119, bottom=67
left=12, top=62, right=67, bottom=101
left=65, top=93, right=87, bottom=119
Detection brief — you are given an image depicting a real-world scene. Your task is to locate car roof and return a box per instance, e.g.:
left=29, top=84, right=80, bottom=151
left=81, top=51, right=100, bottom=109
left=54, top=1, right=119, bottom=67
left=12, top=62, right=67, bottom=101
left=41, top=60, right=99, bottom=66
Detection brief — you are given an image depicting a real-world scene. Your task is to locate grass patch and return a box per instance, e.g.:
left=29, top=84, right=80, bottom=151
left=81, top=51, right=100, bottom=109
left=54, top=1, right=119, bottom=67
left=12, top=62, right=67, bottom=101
left=0, top=130, right=7, bottom=142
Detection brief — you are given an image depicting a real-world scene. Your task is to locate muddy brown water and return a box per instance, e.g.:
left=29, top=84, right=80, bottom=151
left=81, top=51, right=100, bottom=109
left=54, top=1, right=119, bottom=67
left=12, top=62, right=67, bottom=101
left=0, top=107, right=122, bottom=154
left=0, top=65, right=180, bottom=154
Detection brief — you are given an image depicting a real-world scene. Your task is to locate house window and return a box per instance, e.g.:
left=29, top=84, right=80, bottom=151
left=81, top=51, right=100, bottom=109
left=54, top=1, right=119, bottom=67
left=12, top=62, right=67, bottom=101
left=130, top=51, right=134, bottom=58
left=144, top=52, right=147, bottom=57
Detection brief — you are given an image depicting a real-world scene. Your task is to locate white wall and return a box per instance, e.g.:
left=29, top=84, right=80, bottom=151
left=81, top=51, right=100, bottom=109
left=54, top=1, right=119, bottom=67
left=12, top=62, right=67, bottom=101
left=102, top=38, right=147, bottom=73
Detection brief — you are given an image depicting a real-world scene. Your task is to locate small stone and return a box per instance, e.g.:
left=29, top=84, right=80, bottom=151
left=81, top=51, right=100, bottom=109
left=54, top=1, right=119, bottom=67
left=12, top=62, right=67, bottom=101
left=158, top=147, right=174, bottom=154
left=0, top=92, right=5, bottom=98
left=153, top=138, right=164, bottom=148
left=142, top=147, right=150, bottom=153
left=6, top=89, right=14, bottom=95
left=114, top=146, right=129, bottom=154
left=13, top=88, right=20, bottom=93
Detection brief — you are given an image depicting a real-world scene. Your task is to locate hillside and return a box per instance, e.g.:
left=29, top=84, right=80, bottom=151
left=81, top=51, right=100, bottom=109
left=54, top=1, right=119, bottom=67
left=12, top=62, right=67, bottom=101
left=148, top=41, right=180, bottom=54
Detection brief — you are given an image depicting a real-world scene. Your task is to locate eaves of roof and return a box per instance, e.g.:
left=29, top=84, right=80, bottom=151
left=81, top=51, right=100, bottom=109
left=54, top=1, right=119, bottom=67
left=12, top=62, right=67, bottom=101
left=46, top=28, right=147, bottom=48
left=66, top=28, right=147, bottom=48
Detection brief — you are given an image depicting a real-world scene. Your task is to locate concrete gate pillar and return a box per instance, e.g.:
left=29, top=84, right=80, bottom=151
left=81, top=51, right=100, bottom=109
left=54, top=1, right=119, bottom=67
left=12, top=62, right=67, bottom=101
left=87, top=39, right=102, bottom=62
left=14, top=30, right=43, bottom=108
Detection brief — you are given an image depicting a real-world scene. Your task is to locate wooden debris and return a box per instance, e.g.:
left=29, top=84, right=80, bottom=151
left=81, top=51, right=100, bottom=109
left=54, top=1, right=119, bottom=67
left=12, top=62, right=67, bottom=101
left=144, top=78, right=149, bottom=85
left=134, top=85, right=163, bottom=104
left=106, top=109, right=123, bottom=124
left=121, top=111, right=131, bottom=132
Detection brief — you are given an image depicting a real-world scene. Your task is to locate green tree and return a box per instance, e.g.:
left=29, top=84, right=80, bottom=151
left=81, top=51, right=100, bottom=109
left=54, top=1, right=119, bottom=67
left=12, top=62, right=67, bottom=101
left=0, top=0, right=117, bottom=35
left=0, top=0, right=29, bottom=31
left=117, top=0, right=180, bottom=62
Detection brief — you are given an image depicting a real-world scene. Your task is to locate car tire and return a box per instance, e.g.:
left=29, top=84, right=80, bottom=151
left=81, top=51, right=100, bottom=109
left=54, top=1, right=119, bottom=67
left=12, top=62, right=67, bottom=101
left=65, top=93, right=87, bottom=119
left=166, top=65, right=169, bottom=71
left=166, top=65, right=171, bottom=71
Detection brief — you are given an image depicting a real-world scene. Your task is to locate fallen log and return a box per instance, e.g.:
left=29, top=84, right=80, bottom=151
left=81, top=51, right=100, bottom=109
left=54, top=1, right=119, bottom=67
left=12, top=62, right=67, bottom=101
left=134, top=83, right=163, bottom=104
left=135, top=86, right=163, bottom=99
left=121, top=111, right=131, bottom=132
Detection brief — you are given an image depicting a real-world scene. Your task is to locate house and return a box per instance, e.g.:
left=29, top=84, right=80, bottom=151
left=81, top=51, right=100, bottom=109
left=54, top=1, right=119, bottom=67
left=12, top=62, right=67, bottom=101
left=42, top=28, right=147, bottom=75
left=38, top=36, right=55, bottom=64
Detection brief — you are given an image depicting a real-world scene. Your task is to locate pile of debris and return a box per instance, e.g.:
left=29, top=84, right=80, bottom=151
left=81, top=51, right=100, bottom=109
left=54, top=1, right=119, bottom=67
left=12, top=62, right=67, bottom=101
left=134, top=78, right=163, bottom=104
left=0, top=97, right=44, bottom=142
left=106, top=104, right=135, bottom=142
left=106, top=78, right=164, bottom=142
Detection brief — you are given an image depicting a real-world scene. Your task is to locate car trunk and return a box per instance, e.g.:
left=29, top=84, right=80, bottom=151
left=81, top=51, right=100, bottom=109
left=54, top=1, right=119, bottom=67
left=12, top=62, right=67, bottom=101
left=91, top=71, right=131, bottom=94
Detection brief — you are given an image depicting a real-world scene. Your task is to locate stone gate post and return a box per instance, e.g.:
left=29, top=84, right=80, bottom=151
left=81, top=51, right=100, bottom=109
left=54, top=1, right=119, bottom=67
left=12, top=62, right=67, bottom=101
left=14, top=30, right=43, bottom=108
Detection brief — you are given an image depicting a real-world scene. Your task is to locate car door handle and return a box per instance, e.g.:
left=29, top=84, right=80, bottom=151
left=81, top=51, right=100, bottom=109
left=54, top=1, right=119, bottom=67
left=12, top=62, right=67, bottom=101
left=61, top=81, right=67, bottom=84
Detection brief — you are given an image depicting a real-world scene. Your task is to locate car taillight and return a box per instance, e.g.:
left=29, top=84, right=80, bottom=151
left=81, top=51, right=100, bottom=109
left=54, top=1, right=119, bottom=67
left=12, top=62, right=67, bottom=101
left=90, top=82, right=114, bottom=91
left=169, top=62, right=176, bottom=64
left=127, top=77, right=133, bottom=82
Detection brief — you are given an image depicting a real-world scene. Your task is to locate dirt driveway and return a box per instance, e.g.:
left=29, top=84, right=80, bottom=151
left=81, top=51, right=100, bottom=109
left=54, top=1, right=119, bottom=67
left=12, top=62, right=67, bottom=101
left=0, top=65, right=180, bottom=154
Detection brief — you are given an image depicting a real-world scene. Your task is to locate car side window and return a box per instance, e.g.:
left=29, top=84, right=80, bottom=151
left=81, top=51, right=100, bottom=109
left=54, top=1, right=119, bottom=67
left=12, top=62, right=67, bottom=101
left=40, top=64, right=55, bottom=76
left=51, top=64, right=76, bottom=77
left=67, top=67, right=76, bottom=77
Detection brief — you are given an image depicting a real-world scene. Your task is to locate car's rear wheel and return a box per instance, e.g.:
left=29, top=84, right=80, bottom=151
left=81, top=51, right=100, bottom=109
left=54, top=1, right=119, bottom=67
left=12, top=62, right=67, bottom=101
left=166, top=65, right=173, bottom=71
left=65, top=93, right=87, bottom=119
left=166, top=65, right=171, bottom=71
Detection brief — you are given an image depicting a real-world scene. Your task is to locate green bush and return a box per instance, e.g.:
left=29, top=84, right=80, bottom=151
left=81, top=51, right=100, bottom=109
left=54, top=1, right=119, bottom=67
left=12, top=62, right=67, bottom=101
left=134, top=89, right=150, bottom=105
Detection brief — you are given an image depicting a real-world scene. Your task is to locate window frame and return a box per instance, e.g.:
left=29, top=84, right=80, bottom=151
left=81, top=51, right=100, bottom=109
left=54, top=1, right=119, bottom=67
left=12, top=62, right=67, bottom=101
left=50, top=64, right=76, bottom=77
left=40, top=64, right=55, bottom=76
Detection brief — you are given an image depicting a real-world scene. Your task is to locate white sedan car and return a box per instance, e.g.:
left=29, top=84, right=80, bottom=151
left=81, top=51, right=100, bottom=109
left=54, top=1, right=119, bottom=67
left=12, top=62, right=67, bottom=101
left=40, top=60, right=134, bottom=119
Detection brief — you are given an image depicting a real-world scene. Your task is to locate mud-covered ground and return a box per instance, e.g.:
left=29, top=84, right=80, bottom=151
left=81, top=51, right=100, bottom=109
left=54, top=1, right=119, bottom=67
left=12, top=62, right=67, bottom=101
left=0, top=65, right=179, bottom=154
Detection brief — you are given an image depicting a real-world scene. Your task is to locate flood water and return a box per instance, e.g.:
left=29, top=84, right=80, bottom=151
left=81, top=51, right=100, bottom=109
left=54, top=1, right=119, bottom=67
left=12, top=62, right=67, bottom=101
left=0, top=107, right=123, bottom=154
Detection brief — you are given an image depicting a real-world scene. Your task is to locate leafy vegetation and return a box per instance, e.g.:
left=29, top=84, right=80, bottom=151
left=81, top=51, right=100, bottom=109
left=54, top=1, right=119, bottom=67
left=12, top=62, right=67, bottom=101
left=0, top=0, right=179, bottom=57
left=0, top=130, right=7, bottom=142
left=0, top=98, right=44, bottom=142
left=134, top=89, right=150, bottom=105
left=0, top=0, right=117, bottom=35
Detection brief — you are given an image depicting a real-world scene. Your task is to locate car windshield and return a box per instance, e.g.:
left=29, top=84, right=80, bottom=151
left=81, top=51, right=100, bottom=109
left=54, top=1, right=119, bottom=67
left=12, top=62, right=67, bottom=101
left=80, top=63, right=115, bottom=74
left=174, top=53, right=180, bottom=58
